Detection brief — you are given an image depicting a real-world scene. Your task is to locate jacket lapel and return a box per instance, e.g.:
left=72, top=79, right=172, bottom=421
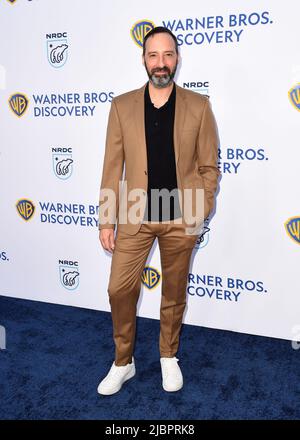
left=133, top=83, right=148, bottom=173
left=174, top=83, right=187, bottom=165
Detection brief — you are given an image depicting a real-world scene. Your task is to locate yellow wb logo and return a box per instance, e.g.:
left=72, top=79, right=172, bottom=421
left=130, top=20, right=155, bottom=48
left=141, top=266, right=161, bottom=289
left=16, top=199, right=35, bottom=221
left=8, top=93, right=29, bottom=117
left=285, top=216, right=300, bottom=245
left=288, top=84, right=300, bottom=111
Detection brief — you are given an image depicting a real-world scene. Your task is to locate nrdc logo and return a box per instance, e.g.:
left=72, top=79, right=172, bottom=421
left=141, top=266, right=161, bottom=290
left=285, top=216, right=300, bottom=245
left=59, top=260, right=80, bottom=290
left=288, top=84, right=300, bottom=111
left=130, top=20, right=155, bottom=48
left=52, top=147, right=73, bottom=180
left=16, top=199, right=35, bottom=222
left=8, top=93, right=29, bottom=117
left=46, top=32, right=68, bottom=68
left=183, top=81, right=210, bottom=96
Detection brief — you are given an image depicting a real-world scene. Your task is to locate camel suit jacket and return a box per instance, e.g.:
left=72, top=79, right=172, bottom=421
left=98, top=82, right=221, bottom=235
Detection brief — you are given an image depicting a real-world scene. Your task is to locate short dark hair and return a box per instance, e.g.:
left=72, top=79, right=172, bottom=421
left=142, top=26, right=178, bottom=56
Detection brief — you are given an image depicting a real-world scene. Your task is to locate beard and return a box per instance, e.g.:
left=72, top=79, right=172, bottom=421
left=144, top=61, right=178, bottom=88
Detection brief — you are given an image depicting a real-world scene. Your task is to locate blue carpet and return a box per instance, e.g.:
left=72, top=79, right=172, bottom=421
left=0, top=295, right=299, bottom=420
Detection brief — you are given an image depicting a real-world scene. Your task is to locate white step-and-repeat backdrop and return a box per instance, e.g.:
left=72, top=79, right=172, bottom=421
left=0, top=0, right=299, bottom=341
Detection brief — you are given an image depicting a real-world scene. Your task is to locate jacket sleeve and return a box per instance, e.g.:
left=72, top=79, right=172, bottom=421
left=98, top=98, right=124, bottom=230
left=197, top=97, right=221, bottom=219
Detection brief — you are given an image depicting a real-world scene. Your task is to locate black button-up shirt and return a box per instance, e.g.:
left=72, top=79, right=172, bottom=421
left=143, top=81, right=181, bottom=221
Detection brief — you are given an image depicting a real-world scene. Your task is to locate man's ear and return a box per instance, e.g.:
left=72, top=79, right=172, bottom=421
left=142, top=54, right=145, bottom=66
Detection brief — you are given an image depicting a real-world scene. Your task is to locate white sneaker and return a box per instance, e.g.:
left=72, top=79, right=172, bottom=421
left=160, top=357, right=183, bottom=392
left=97, top=357, right=136, bottom=395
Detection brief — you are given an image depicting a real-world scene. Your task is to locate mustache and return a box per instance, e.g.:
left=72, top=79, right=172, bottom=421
left=151, top=67, right=171, bottom=75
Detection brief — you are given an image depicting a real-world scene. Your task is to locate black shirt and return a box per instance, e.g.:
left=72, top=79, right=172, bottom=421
left=143, top=81, right=181, bottom=221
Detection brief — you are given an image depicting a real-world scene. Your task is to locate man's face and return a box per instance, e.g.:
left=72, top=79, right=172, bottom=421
left=142, top=33, right=179, bottom=88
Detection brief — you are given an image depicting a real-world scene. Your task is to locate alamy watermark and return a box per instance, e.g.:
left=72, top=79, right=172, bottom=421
left=99, top=181, right=206, bottom=235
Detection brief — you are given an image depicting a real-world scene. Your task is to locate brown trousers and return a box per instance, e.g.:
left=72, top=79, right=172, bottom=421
left=107, top=218, right=198, bottom=366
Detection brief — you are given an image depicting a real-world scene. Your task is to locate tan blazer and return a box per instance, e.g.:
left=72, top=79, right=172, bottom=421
left=98, top=82, right=221, bottom=235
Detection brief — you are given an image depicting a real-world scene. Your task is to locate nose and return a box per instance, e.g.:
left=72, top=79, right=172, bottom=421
left=156, top=55, right=166, bottom=68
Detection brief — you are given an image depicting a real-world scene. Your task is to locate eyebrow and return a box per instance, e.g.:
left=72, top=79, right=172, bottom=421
left=147, top=50, right=175, bottom=54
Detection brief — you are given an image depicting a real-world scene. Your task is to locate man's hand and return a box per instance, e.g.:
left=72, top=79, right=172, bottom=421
left=99, top=228, right=115, bottom=253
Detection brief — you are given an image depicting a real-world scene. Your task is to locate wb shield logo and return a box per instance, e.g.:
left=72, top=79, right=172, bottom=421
left=52, top=153, right=73, bottom=179
left=285, top=216, right=300, bottom=245
left=141, top=266, right=161, bottom=289
left=9, top=93, right=29, bottom=117
left=16, top=199, right=35, bottom=222
left=288, top=84, right=300, bottom=111
left=59, top=265, right=80, bottom=290
left=130, top=20, right=155, bottom=48
left=47, top=39, right=68, bottom=68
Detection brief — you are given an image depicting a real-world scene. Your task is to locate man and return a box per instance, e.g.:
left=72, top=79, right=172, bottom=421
left=97, top=27, right=220, bottom=395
